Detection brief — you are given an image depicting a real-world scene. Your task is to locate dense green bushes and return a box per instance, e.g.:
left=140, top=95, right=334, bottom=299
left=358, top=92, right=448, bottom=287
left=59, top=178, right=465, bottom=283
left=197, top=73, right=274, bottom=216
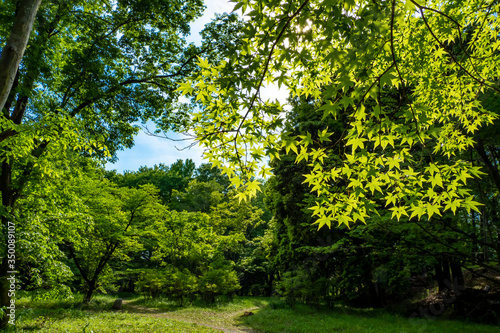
left=136, top=260, right=240, bottom=305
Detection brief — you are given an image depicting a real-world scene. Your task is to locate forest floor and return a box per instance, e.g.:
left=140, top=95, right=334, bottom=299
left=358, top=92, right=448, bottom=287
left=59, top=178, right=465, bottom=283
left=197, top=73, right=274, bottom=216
left=7, top=293, right=500, bottom=332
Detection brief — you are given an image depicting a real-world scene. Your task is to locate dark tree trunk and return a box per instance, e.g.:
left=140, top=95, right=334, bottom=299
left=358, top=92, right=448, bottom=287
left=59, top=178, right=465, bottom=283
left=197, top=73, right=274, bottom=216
left=450, top=262, right=465, bottom=291
left=441, top=260, right=452, bottom=288
left=435, top=262, right=445, bottom=292
left=83, top=281, right=96, bottom=304
left=475, top=139, right=500, bottom=193
left=266, top=273, right=274, bottom=297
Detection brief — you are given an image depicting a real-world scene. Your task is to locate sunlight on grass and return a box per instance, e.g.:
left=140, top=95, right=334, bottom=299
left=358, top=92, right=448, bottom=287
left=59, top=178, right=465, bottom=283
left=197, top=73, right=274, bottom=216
left=12, top=311, right=220, bottom=332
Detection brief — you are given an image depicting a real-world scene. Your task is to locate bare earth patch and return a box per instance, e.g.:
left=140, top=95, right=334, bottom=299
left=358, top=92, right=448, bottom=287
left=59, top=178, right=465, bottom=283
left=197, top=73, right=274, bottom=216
left=121, top=300, right=260, bottom=333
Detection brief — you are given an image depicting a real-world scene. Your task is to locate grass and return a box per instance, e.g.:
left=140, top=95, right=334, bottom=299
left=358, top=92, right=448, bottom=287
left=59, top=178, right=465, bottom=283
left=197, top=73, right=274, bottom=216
left=12, top=311, right=220, bottom=333
left=5, top=293, right=500, bottom=333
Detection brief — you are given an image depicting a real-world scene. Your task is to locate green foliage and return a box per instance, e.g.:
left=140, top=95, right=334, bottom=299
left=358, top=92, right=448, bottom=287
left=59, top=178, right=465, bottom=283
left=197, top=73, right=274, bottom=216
left=194, top=163, right=231, bottom=190
left=0, top=0, right=242, bottom=261
left=109, top=159, right=196, bottom=202
left=31, top=285, right=74, bottom=302
left=136, top=267, right=197, bottom=305
left=135, top=260, right=240, bottom=305
left=181, top=0, right=500, bottom=228
left=171, top=180, right=224, bottom=212
left=58, top=169, right=166, bottom=302
left=198, top=258, right=241, bottom=303
left=0, top=0, right=243, bottom=322
left=108, top=161, right=233, bottom=209
left=276, top=268, right=334, bottom=309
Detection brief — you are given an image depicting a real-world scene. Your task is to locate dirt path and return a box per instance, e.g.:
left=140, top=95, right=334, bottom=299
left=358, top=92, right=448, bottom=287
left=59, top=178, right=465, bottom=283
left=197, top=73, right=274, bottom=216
left=121, top=301, right=259, bottom=333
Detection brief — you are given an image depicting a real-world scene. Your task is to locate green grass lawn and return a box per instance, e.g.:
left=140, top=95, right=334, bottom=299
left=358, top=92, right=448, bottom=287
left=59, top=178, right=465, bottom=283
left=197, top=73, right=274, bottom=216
left=6, top=294, right=220, bottom=332
left=6, top=294, right=500, bottom=333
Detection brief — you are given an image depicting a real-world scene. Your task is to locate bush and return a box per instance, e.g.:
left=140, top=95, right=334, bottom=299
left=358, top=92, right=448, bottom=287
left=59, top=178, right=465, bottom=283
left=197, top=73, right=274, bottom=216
left=198, top=259, right=241, bottom=303
left=137, top=260, right=241, bottom=305
left=136, top=267, right=197, bottom=305
left=276, top=268, right=335, bottom=309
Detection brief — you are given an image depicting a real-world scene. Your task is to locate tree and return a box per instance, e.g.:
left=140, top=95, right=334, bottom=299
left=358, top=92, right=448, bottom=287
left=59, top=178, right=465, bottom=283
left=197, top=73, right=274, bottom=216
left=145, top=210, right=243, bottom=302
left=265, top=94, right=499, bottom=315
left=0, top=0, right=241, bottom=324
left=5, top=153, right=97, bottom=302
left=170, top=180, right=224, bottom=212
left=194, top=163, right=231, bottom=191
left=62, top=178, right=163, bottom=303
left=180, top=0, right=500, bottom=229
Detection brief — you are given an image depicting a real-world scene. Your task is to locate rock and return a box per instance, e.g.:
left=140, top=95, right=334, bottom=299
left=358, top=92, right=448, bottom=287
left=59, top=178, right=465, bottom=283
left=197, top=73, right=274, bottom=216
left=112, top=298, right=123, bottom=310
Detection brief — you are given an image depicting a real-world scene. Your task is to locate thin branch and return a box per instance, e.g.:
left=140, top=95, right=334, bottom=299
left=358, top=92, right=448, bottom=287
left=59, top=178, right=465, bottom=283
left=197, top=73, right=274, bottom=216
left=414, top=3, right=500, bottom=93
left=232, top=0, right=311, bottom=174
left=390, top=0, right=428, bottom=150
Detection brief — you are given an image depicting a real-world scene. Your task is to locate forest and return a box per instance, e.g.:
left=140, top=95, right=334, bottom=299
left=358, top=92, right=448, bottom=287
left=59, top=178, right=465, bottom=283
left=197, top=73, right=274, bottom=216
left=0, top=0, right=499, bottom=332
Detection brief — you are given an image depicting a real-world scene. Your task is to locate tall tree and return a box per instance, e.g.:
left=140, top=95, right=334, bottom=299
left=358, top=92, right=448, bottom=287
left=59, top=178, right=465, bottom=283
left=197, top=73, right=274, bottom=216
left=109, top=159, right=197, bottom=204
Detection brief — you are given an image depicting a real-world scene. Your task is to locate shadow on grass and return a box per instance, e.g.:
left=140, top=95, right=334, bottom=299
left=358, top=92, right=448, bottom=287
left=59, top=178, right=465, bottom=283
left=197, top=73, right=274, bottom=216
left=237, top=299, right=500, bottom=333
left=236, top=301, right=398, bottom=333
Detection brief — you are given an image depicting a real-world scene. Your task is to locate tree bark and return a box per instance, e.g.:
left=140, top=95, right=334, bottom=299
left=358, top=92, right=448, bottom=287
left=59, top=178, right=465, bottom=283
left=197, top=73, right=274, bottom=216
left=475, top=139, right=500, bottom=193
left=83, top=280, right=97, bottom=304
left=0, top=0, right=42, bottom=113
left=435, top=263, right=444, bottom=291
left=441, top=259, right=452, bottom=288
left=450, top=262, right=465, bottom=291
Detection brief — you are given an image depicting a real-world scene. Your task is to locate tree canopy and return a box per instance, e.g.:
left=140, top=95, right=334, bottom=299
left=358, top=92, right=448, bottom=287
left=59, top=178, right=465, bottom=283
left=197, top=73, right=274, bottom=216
left=180, top=0, right=500, bottom=228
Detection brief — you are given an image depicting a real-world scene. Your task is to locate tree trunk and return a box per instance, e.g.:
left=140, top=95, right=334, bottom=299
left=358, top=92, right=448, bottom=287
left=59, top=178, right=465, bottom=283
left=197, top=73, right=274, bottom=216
left=450, top=262, right=465, bottom=292
left=435, top=261, right=445, bottom=292
left=266, top=272, right=274, bottom=297
left=475, top=139, right=500, bottom=193
left=83, top=281, right=96, bottom=304
left=0, top=0, right=42, bottom=112
left=441, top=259, right=452, bottom=288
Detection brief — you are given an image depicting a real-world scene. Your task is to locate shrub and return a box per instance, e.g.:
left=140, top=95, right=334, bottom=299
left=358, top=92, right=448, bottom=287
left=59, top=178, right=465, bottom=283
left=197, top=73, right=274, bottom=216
left=136, top=267, right=197, bottom=305
left=198, top=259, right=241, bottom=303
